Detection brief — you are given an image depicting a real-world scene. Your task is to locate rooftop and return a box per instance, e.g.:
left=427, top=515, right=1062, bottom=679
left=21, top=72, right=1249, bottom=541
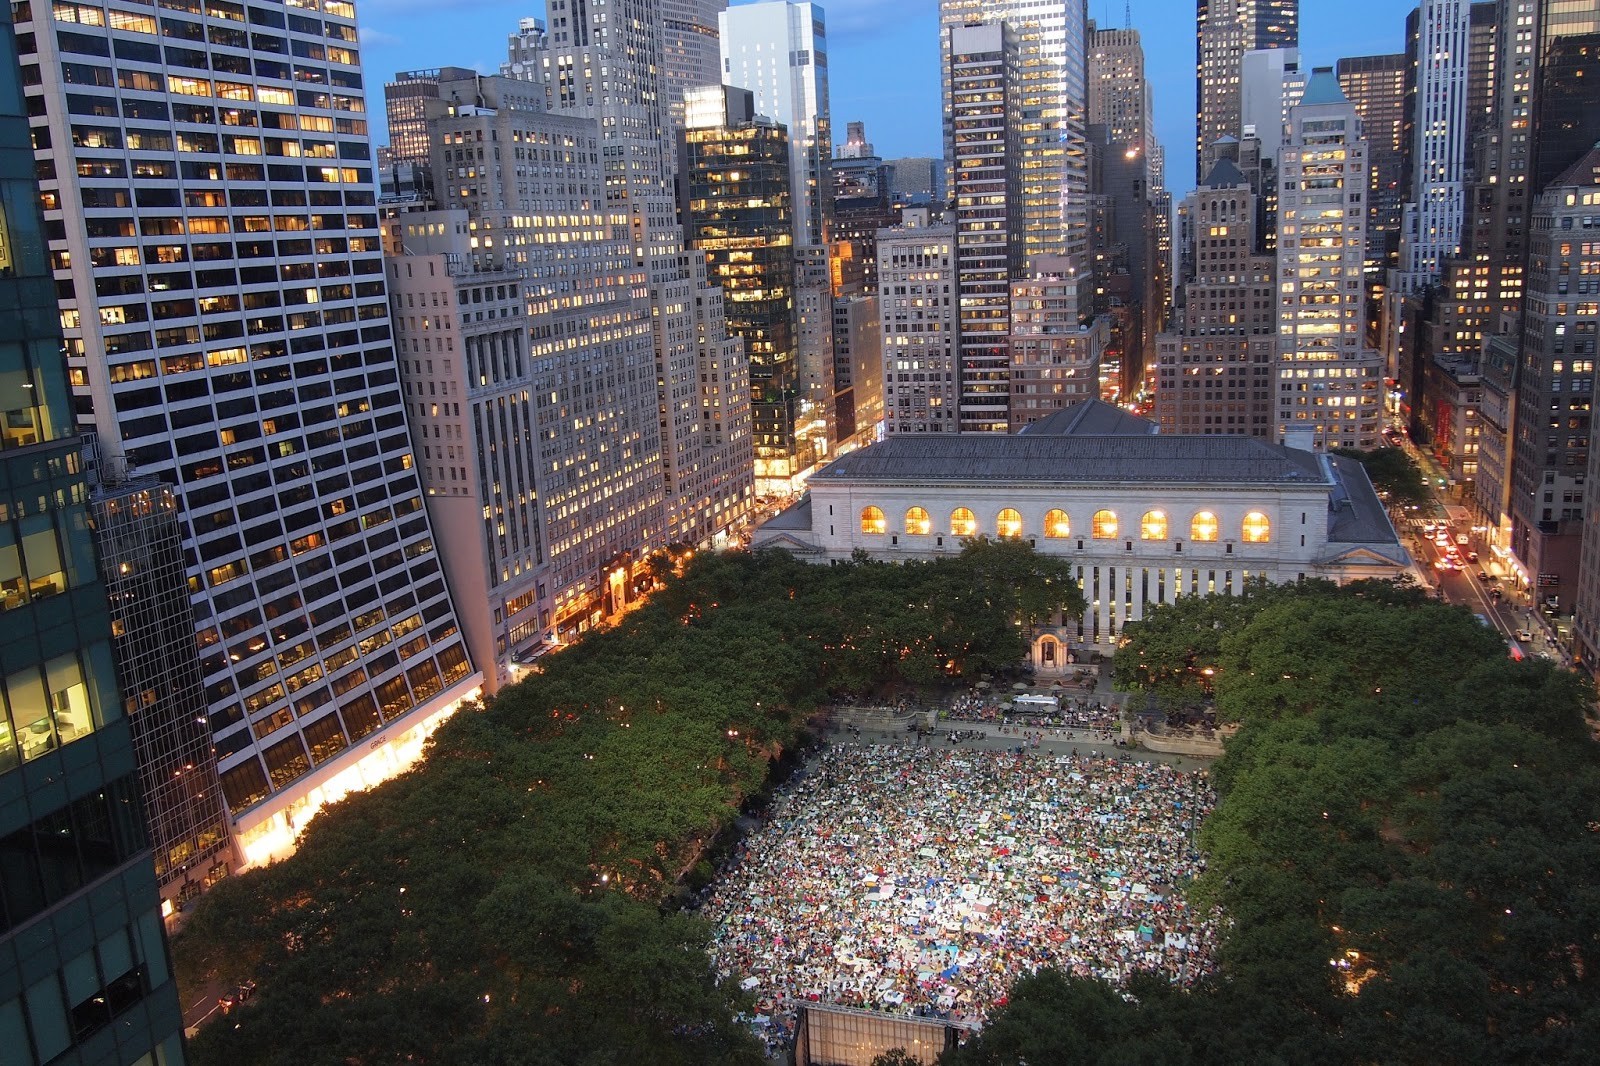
left=810, top=433, right=1328, bottom=486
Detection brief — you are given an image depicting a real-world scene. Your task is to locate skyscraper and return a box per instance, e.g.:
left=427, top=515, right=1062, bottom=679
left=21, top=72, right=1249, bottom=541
left=1195, top=0, right=1299, bottom=180
left=662, top=0, right=729, bottom=132
left=382, top=71, right=688, bottom=685
left=0, top=5, right=185, bottom=1056
left=89, top=470, right=235, bottom=915
left=1275, top=69, right=1383, bottom=450
left=1506, top=146, right=1600, bottom=614
left=17, top=0, right=481, bottom=866
left=1469, top=0, right=1600, bottom=551
left=503, top=5, right=759, bottom=503
left=719, top=0, right=831, bottom=248
left=941, top=0, right=1090, bottom=264
left=948, top=20, right=1024, bottom=434
left=1156, top=158, right=1277, bottom=437
left=385, top=66, right=478, bottom=167
left=1337, top=54, right=1408, bottom=270
left=1395, top=0, right=1473, bottom=291
left=1008, top=258, right=1107, bottom=431
left=879, top=209, right=960, bottom=434
left=683, top=89, right=801, bottom=489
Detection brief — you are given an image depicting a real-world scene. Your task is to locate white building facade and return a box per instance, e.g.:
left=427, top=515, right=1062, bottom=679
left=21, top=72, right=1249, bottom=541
left=754, top=404, right=1407, bottom=654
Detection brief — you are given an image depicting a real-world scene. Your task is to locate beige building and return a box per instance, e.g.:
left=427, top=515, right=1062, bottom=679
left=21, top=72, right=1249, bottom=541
left=385, top=74, right=667, bottom=686
left=1156, top=159, right=1277, bottom=437
left=1008, top=258, right=1107, bottom=432
left=879, top=210, right=960, bottom=434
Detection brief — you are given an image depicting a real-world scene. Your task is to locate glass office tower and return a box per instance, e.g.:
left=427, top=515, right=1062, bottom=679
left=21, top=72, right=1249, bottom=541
left=0, top=5, right=185, bottom=1061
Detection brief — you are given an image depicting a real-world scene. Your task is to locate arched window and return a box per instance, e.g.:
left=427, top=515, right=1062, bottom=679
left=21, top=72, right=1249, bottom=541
left=904, top=506, right=931, bottom=536
left=1141, top=510, right=1168, bottom=540
left=1190, top=511, right=1219, bottom=542
left=1043, top=509, right=1071, bottom=538
left=1242, top=511, right=1271, bottom=543
left=995, top=508, right=1022, bottom=538
left=1092, top=509, right=1118, bottom=539
left=950, top=507, right=977, bottom=537
left=860, top=506, right=886, bottom=535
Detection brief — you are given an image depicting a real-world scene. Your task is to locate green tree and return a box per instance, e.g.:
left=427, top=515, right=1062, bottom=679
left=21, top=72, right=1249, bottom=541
left=1332, top=446, right=1429, bottom=506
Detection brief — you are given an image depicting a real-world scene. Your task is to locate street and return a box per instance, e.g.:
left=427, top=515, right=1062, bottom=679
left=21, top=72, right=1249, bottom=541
left=1392, top=436, right=1570, bottom=666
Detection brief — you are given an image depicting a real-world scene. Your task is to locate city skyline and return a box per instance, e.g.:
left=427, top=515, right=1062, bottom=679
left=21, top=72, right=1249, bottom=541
left=358, top=0, right=1411, bottom=197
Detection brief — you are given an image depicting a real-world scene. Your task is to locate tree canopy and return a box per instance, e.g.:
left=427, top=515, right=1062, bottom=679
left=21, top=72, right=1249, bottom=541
left=950, top=581, right=1600, bottom=1064
left=1333, top=445, right=1430, bottom=506
left=176, top=542, right=1085, bottom=1065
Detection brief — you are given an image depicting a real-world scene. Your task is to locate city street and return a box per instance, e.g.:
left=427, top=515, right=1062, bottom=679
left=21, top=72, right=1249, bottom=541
left=1391, top=436, right=1570, bottom=666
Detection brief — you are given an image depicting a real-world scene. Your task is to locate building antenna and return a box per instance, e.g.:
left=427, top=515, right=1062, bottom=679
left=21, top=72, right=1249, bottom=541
left=1125, top=0, right=1131, bottom=29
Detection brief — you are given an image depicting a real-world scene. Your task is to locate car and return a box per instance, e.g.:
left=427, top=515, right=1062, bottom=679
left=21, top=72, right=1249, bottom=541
left=1514, top=629, right=1534, bottom=642
left=1476, top=570, right=1492, bottom=582
left=1434, top=558, right=1457, bottom=571
left=1467, top=550, right=1479, bottom=562
left=1490, top=587, right=1503, bottom=600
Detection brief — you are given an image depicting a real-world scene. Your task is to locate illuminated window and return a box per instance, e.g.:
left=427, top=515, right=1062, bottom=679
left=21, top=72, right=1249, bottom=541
left=1092, top=509, right=1118, bottom=539
left=996, top=508, right=1022, bottom=538
left=904, top=507, right=931, bottom=536
left=1044, top=509, right=1071, bottom=538
left=950, top=508, right=977, bottom=537
left=1190, top=511, right=1219, bottom=542
left=1242, top=511, right=1271, bottom=543
left=860, top=506, right=886, bottom=535
left=1141, top=510, right=1168, bottom=540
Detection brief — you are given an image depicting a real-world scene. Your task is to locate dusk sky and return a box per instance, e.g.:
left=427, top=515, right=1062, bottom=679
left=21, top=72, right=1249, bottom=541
left=357, top=0, right=1413, bottom=197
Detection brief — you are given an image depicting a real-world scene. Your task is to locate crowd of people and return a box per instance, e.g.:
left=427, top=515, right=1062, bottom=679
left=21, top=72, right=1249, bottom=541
left=701, top=744, right=1217, bottom=1051
left=944, top=689, right=1121, bottom=735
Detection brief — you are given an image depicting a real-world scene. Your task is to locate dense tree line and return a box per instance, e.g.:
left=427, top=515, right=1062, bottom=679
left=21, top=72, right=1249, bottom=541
left=176, top=541, right=1084, bottom=1065
left=948, top=581, right=1600, bottom=1064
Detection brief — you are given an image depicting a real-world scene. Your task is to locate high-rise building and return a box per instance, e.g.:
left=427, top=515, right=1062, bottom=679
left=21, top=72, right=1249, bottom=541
left=385, top=67, right=478, bottom=167
left=382, top=71, right=703, bottom=686
left=662, top=0, right=728, bottom=132
left=719, top=0, right=831, bottom=249
left=88, top=469, right=235, bottom=917
left=830, top=122, right=897, bottom=291
left=1088, top=23, right=1160, bottom=383
left=0, top=5, right=186, bottom=1056
left=1238, top=46, right=1302, bottom=162
left=948, top=20, right=1024, bottom=434
left=1469, top=1, right=1600, bottom=550
left=683, top=91, right=802, bottom=491
left=1395, top=0, right=1473, bottom=292
left=1089, top=26, right=1151, bottom=151
left=941, top=0, right=1090, bottom=264
left=1505, top=145, right=1600, bottom=613
left=1008, top=257, right=1107, bottom=431
left=1156, top=159, right=1278, bottom=437
left=1337, top=54, right=1408, bottom=271
left=885, top=158, right=947, bottom=204
left=795, top=244, right=837, bottom=459
left=503, top=5, right=757, bottom=510
left=18, top=0, right=482, bottom=866
left=1275, top=69, right=1383, bottom=450
left=1195, top=0, right=1300, bottom=180
left=879, top=209, right=960, bottom=434
left=831, top=268, right=883, bottom=444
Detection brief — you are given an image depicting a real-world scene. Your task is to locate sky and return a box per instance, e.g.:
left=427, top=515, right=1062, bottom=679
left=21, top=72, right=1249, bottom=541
left=356, top=0, right=1412, bottom=198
